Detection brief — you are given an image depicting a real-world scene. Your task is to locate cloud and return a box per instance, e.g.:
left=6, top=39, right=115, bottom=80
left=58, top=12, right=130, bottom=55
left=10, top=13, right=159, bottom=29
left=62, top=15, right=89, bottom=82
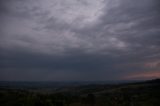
left=0, top=0, right=160, bottom=81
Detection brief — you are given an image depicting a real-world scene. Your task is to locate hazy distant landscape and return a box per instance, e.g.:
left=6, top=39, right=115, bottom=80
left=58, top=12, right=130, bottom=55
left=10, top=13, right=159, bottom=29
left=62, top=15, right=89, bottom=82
left=0, top=79, right=160, bottom=106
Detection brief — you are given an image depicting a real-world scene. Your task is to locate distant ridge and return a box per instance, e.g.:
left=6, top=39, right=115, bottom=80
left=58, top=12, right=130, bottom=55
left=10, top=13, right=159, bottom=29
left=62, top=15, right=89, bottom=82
left=144, top=78, right=160, bottom=84
left=0, top=78, right=159, bottom=89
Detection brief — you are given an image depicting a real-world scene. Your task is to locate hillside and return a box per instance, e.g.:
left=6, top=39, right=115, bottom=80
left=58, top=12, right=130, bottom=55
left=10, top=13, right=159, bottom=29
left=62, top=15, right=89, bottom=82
left=0, top=79, right=160, bottom=106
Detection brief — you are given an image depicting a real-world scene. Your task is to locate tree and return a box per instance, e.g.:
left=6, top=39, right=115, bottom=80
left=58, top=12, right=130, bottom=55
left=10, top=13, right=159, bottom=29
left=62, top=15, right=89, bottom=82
left=86, top=93, right=95, bottom=106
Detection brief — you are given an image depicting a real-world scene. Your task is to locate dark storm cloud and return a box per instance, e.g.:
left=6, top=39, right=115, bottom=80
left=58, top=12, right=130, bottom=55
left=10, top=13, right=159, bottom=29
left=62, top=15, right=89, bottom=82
left=0, top=0, right=160, bottom=81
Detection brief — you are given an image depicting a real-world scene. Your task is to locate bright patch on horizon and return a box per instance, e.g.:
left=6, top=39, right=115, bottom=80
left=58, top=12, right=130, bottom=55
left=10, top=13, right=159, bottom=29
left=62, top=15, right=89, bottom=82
left=124, top=71, right=160, bottom=80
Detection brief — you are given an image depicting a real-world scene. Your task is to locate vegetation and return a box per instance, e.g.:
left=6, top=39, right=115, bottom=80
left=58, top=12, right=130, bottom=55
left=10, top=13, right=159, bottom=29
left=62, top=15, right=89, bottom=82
left=0, top=79, right=160, bottom=106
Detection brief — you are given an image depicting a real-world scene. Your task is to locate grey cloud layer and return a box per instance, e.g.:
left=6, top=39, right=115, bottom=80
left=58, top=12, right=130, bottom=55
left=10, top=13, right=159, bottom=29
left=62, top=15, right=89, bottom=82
left=0, top=0, right=160, bottom=81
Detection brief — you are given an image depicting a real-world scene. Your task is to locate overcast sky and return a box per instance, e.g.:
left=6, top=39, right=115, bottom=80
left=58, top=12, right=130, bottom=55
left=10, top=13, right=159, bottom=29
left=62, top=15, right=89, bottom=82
left=0, top=0, right=160, bottom=81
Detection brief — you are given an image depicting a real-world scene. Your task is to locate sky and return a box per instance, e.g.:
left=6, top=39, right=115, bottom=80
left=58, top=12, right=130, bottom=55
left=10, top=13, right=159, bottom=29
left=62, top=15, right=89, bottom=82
left=0, top=0, right=160, bottom=81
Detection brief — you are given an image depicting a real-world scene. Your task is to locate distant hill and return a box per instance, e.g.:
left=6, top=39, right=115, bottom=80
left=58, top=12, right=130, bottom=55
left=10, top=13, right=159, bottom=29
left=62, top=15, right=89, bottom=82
left=0, top=78, right=159, bottom=89
left=145, top=78, right=160, bottom=84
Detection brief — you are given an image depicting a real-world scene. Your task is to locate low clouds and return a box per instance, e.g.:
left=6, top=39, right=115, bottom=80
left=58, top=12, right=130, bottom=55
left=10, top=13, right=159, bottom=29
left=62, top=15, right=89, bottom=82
left=0, top=0, right=160, bottom=81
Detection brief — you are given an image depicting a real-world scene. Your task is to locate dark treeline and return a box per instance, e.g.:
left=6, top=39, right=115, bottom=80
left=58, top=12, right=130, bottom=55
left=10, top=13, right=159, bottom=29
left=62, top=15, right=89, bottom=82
left=0, top=79, right=160, bottom=106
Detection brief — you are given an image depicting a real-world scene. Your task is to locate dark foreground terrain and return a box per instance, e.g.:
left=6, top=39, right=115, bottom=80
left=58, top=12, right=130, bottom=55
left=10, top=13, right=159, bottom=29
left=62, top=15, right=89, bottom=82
left=0, top=79, right=160, bottom=106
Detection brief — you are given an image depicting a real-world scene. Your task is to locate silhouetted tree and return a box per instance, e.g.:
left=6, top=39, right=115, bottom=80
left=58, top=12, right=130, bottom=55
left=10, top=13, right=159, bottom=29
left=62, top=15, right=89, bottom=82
left=86, top=93, right=95, bottom=106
